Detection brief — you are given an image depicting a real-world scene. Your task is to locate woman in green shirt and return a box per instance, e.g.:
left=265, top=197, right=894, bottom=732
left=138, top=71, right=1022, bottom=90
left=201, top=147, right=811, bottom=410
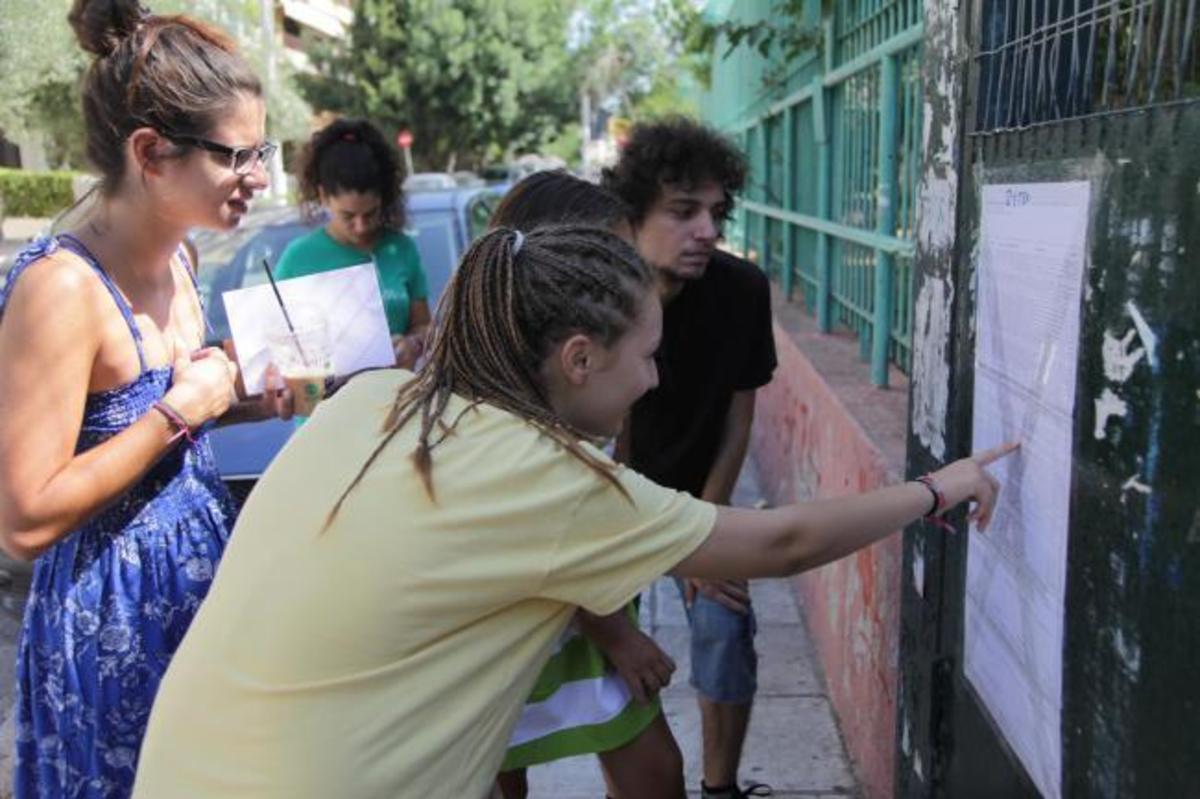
left=275, top=118, right=431, bottom=368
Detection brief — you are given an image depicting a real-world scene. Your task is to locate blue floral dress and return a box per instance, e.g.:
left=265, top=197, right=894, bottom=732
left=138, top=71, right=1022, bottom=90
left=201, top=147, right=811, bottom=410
left=0, top=236, right=236, bottom=798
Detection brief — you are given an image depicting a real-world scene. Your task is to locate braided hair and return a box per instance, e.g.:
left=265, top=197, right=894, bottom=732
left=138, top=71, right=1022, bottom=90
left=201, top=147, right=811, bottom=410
left=326, top=225, right=655, bottom=524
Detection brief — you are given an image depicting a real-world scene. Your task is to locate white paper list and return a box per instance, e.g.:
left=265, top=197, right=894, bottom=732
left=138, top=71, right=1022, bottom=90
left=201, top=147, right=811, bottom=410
left=966, top=180, right=1091, bottom=799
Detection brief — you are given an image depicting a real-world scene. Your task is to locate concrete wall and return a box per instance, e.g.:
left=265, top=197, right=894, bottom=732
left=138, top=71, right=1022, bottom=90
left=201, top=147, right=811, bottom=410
left=750, top=297, right=909, bottom=799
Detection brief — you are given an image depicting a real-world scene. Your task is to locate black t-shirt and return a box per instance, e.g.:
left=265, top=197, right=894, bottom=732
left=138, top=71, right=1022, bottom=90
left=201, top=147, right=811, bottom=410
left=628, top=250, right=777, bottom=497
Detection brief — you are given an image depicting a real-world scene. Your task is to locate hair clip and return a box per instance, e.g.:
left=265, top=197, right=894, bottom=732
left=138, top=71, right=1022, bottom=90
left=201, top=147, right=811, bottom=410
left=341, top=132, right=359, bottom=142
left=512, top=230, right=525, bottom=255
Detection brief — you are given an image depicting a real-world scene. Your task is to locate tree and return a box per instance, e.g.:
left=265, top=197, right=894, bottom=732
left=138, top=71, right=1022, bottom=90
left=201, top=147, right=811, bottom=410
left=0, top=0, right=88, bottom=167
left=667, top=0, right=826, bottom=91
left=298, top=0, right=578, bottom=171
left=0, top=0, right=312, bottom=169
left=155, top=0, right=313, bottom=144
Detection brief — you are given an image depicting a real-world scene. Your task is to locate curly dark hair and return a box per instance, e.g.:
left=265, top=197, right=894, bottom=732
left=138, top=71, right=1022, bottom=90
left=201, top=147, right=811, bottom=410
left=601, top=116, right=748, bottom=224
left=295, top=117, right=405, bottom=229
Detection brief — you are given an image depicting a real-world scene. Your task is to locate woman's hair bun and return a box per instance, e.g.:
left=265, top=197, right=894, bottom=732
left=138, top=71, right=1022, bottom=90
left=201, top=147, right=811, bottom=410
left=68, top=0, right=146, bottom=58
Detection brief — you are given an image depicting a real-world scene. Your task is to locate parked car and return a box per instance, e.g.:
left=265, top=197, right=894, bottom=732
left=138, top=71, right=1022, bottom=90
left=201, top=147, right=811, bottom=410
left=401, top=172, right=457, bottom=192
left=193, top=184, right=506, bottom=507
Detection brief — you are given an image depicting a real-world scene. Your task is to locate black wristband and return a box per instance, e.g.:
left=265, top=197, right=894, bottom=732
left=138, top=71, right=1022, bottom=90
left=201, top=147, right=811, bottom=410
left=914, top=477, right=940, bottom=517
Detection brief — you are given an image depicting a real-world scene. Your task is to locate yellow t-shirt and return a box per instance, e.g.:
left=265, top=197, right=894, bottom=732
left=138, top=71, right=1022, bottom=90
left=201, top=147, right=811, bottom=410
left=132, top=370, right=715, bottom=799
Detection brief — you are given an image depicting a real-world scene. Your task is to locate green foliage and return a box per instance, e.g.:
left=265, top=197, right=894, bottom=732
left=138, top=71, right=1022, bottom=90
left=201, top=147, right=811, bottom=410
left=540, top=123, right=583, bottom=167
left=299, top=0, right=578, bottom=171
left=674, top=0, right=826, bottom=89
left=573, top=0, right=699, bottom=121
left=154, top=0, right=314, bottom=142
left=0, top=0, right=312, bottom=169
left=25, top=80, right=88, bottom=169
left=0, top=168, right=80, bottom=218
left=0, top=0, right=86, bottom=153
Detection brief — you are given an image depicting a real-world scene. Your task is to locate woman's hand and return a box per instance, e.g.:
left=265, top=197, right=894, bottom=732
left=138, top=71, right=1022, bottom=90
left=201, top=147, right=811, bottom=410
left=259, top=364, right=295, bottom=421
left=575, top=609, right=675, bottom=704
left=163, top=347, right=238, bottom=427
left=392, top=334, right=425, bottom=370
left=927, top=441, right=1020, bottom=530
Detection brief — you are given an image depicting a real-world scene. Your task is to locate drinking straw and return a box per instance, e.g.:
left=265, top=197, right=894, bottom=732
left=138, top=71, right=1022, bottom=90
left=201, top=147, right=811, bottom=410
left=261, top=258, right=310, bottom=366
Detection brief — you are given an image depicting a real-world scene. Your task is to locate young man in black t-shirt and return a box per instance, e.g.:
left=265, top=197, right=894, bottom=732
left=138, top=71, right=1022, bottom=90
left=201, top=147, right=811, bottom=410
left=605, top=119, right=778, bottom=799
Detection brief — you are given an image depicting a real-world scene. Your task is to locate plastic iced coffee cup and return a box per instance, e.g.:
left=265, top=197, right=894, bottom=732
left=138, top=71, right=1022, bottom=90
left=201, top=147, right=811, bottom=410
left=267, top=321, right=334, bottom=418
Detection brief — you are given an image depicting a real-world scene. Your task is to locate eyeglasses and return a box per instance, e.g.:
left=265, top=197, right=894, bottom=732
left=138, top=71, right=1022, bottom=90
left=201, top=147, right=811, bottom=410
left=164, top=133, right=278, bottom=176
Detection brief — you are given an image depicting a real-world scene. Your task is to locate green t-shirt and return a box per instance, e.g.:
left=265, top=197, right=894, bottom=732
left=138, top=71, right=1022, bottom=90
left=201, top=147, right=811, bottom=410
left=275, top=227, right=428, bottom=335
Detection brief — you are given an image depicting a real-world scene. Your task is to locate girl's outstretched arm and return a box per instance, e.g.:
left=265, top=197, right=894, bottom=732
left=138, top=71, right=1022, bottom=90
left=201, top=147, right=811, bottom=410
left=671, top=443, right=1017, bottom=581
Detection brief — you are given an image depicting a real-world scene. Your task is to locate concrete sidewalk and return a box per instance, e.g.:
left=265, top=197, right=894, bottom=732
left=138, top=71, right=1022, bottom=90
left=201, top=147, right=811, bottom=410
left=526, top=463, right=861, bottom=798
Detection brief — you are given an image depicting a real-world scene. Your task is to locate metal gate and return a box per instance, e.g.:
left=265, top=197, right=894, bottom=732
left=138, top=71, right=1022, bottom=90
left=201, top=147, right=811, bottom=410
left=899, top=1, right=1200, bottom=796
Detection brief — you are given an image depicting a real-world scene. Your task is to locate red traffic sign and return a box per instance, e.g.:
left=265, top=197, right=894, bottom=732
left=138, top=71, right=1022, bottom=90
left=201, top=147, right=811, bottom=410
left=396, top=129, right=414, bottom=149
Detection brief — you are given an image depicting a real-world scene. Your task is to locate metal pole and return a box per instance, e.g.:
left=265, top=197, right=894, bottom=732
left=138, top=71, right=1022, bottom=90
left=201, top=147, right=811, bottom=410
left=580, top=88, right=591, bottom=174
left=782, top=105, right=795, bottom=299
left=758, top=125, right=769, bottom=272
left=872, top=54, right=900, bottom=387
left=813, top=73, right=832, bottom=332
left=260, top=0, right=286, bottom=202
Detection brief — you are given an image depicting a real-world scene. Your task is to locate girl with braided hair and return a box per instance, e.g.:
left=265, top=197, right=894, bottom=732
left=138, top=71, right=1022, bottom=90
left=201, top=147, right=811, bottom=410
left=133, top=225, right=1014, bottom=798
left=488, top=171, right=686, bottom=799
left=275, top=117, right=431, bottom=368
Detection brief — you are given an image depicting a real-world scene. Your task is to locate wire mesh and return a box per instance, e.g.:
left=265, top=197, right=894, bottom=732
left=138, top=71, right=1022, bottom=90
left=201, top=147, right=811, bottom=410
left=976, top=0, right=1200, bottom=132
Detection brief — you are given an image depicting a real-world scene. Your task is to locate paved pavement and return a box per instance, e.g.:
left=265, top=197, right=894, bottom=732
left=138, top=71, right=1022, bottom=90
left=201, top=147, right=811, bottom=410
left=526, top=462, right=861, bottom=798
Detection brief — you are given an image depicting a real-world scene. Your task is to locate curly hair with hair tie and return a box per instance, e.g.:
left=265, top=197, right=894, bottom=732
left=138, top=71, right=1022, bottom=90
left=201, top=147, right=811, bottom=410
left=294, top=117, right=406, bottom=229
left=326, top=224, right=655, bottom=524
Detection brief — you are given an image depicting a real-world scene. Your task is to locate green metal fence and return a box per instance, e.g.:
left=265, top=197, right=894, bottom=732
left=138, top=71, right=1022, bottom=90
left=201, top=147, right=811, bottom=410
left=701, top=0, right=923, bottom=386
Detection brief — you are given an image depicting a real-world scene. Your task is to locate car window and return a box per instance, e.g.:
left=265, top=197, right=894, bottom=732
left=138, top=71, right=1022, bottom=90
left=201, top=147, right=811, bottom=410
left=467, top=193, right=497, bottom=241
left=239, top=226, right=308, bottom=289
left=409, top=213, right=459, bottom=305
left=200, top=222, right=313, bottom=343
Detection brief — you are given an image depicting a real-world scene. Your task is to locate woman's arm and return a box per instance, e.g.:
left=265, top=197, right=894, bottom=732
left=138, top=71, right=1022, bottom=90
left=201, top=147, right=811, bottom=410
left=0, top=257, right=236, bottom=560
left=672, top=444, right=1015, bottom=580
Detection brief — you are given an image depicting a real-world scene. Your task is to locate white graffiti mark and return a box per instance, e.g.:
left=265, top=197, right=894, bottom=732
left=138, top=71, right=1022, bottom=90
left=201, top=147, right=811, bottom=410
left=1113, top=627, right=1142, bottom=676
left=1120, top=474, right=1151, bottom=495
left=913, top=547, right=926, bottom=598
left=1094, top=388, right=1129, bottom=440
left=1102, top=328, right=1146, bottom=383
left=1125, top=300, right=1159, bottom=369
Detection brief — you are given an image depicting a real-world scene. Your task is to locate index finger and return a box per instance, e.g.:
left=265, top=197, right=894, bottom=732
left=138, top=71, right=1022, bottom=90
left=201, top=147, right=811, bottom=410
left=973, top=440, right=1020, bottom=466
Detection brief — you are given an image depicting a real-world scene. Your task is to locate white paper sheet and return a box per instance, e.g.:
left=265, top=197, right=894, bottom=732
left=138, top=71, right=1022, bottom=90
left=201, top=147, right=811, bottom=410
left=966, top=180, right=1091, bottom=799
left=222, top=264, right=395, bottom=395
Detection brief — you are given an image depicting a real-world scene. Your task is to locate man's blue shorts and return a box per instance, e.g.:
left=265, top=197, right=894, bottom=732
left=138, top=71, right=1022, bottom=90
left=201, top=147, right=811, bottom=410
left=675, top=578, right=758, bottom=704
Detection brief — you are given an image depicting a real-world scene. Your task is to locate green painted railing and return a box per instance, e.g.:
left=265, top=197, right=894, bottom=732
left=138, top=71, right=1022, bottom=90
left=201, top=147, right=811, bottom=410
left=701, top=0, right=923, bottom=386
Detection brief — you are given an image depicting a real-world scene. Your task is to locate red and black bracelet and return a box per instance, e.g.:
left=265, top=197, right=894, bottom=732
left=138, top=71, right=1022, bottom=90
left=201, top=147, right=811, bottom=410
left=914, top=474, right=955, bottom=533
left=152, top=399, right=196, bottom=445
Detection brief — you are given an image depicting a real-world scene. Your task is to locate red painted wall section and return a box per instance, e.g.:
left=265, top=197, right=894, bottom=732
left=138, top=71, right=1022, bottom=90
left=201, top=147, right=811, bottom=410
left=751, top=306, right=908, bottom=799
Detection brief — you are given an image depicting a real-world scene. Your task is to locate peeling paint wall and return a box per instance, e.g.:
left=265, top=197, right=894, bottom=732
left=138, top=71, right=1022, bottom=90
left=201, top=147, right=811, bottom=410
left=752, top=322, right=904, bottom=799
left=911, top=276, right=952, bottom=460
left=897, top=0, right=966, bottom=795
left=909, top=0, right=961, bottom=464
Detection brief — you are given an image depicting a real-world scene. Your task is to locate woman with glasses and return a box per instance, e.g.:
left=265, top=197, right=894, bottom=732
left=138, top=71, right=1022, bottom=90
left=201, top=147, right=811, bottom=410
left=274, top=118, right=431, bottom=369
left=0, top=1, right=277, bottom=794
